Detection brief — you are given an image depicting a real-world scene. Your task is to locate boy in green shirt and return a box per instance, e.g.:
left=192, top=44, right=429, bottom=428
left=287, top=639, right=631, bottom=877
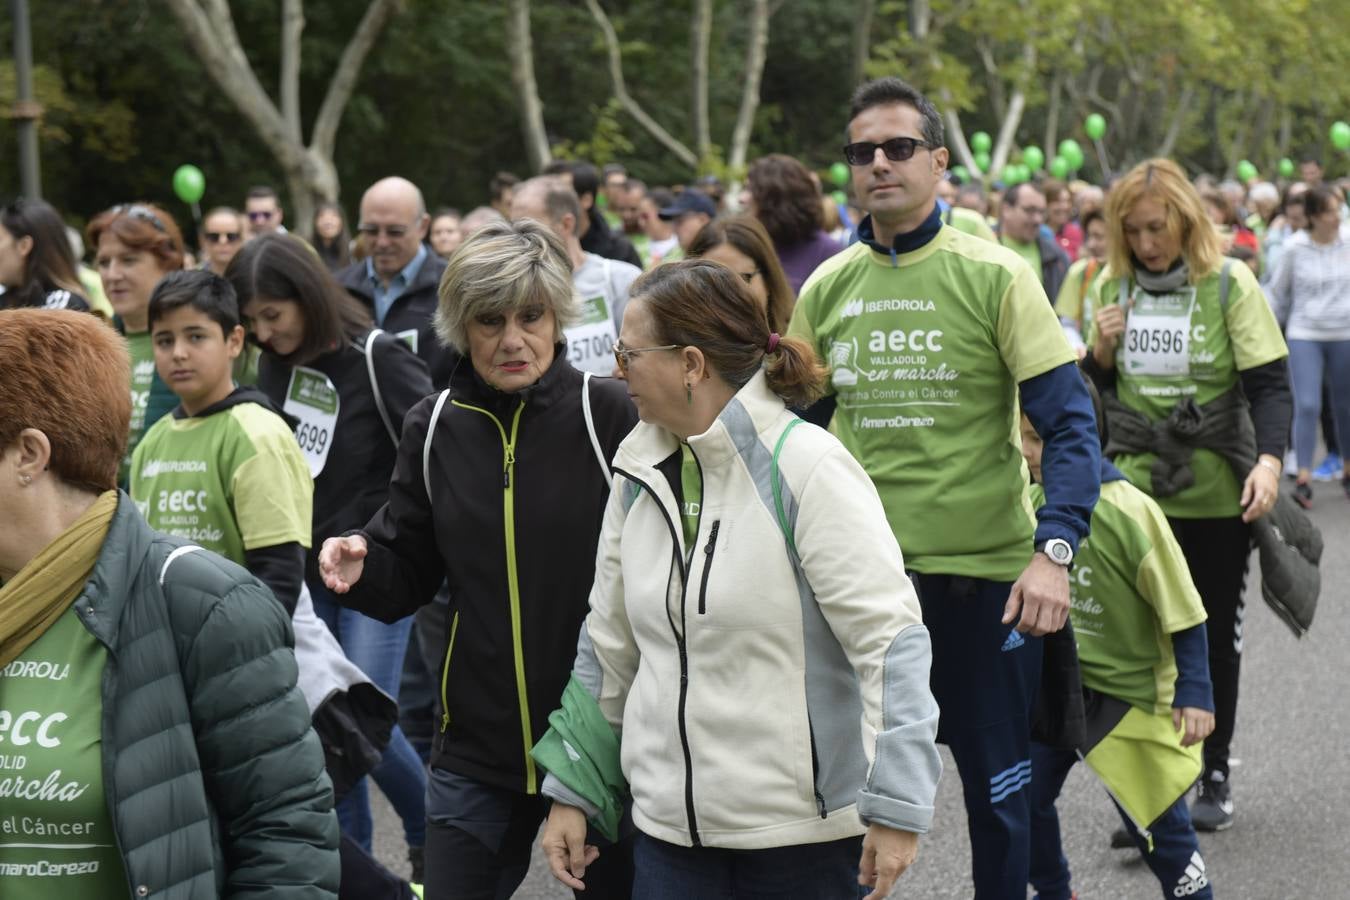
left=131, top=270, right=312, bottom=614
left=1021, top=406, right=1215, bottom=900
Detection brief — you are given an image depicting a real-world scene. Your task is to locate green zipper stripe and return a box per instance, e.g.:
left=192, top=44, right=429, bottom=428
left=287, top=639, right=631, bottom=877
left=450, top=399, right=538, bottom=793
left=439, top=610, right=460, bottom=732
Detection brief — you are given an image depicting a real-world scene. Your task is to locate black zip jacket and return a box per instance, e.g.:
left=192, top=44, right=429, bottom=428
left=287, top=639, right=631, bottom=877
left=339, top=348, right=638, bottom=793
left=256, top=330, right=433, bottom=589
left=336, top=253, right=457, bottom=389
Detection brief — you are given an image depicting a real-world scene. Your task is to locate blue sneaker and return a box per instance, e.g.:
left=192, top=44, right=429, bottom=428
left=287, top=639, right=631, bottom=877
left=1313, top=453, right=1342, bottom=481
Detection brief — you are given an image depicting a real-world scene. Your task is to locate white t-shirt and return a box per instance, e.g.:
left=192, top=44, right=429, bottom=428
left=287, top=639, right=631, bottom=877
left=566, top=253, right=642, bottom=374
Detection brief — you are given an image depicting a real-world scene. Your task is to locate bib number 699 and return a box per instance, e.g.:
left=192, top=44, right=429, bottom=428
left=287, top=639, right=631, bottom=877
left=296, top=421, right=330, bottom=454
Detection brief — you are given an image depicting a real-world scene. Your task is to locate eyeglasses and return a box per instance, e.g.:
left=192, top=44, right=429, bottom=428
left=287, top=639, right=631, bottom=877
left=356, top=223, right=412, bottom=239
left=1016, top=205, right=1047, bottom=219
left=204, top=231, right=241, bottom=244
left=247, top=210, right=276, bottom=222
left=612, top=341, right=679, bottom=376
left=109, top=204, right=168, bottom=233
left=842, top=136, right=934, bottom=167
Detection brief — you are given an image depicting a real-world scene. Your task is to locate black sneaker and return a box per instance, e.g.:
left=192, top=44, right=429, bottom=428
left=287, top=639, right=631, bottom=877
left=1191, top=771, right=1234, bottom=832
left=1293, top=481, right=1313, bottom=510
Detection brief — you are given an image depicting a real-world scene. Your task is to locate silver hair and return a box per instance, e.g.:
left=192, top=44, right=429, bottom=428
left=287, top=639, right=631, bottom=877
left=434, top=219, right=580, bottom=353
left=1247, top=181, right=1279, bottom=206
left=515, top=176, right=583, bottom=228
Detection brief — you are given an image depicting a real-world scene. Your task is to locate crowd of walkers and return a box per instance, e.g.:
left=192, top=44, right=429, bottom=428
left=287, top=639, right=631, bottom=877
left=0, top=73, right=1340, bottom=899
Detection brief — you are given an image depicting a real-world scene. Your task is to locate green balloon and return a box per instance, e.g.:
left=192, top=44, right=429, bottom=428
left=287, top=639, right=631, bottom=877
left=1084, top=113, right=1107, bottom=141
left=829, top=162, right=850, bottom=188
left=1022, top=146, right=1045, bottom=172
left=172, top=164, right=205, bottom=205
left=1331, top=121, right=1350, bottom=151
left=951, top=165, right=971, bottom=183
left=973, top=150, right=991, bottom=173
left=830, top=190, right=848, bottom=206
left=1278, top=157, right=1295, bottom=178
left=1059, top=139, right=1084, bottom=171
left=1049, top=156, right=1070, bottom=179
left=971, top=131, right=993, bottom=154
left=1236, top=160, right=1258, bottom=183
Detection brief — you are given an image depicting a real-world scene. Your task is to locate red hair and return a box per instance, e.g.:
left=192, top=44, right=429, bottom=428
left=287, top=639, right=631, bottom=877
left=85, top=203, right=185, bottom=272
left=0, top=309, right=131, bottom=492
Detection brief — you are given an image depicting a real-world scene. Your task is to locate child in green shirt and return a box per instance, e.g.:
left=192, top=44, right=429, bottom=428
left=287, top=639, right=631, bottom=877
left=1021, top=404, right=1215, bottom=900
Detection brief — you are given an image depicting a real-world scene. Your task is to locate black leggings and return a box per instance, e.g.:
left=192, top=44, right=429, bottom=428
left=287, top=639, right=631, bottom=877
left=424, top=793, right=633, bottom=900
left=1167, top=516, right=1252, bottom=778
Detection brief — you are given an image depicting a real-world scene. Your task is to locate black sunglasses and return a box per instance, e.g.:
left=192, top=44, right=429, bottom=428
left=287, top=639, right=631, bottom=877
left=204, top=231, right=241, bottom=243
left=843, top=137, right=934, bottom=167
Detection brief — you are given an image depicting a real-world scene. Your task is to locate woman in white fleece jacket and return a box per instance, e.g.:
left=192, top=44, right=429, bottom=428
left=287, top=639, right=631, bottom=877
left=534, top=259, right=942, bottom=900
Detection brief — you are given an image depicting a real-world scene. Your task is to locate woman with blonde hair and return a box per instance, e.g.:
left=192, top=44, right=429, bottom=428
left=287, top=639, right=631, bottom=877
left=1084, top=157, right=1291, bottom=833
left=319, top=220, right=638, bottom=898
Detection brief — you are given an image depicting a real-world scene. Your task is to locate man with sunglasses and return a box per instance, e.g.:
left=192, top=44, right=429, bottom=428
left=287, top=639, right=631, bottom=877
left=199, top=207, right=245, bottom=275
left=337, top=176, right=453, bottom=388
left=244, top=186, right=288, bottom=237
left=787, top=76, right=1101, bottom=899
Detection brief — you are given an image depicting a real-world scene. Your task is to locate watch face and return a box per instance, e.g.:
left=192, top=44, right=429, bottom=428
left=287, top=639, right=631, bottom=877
left=1047, top=540, right=1072, bottom=564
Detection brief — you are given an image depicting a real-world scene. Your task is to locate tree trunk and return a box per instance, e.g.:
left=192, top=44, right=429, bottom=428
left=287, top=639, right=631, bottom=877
left=691, top=0, right=712, bottom=162
left=850, top=0, right=876, bottom=87
left=727, top=0, right=769, bottom=175
left=584, top=0, right=698, bottom=170
left=506, top=0, right=552, bottom=173
left=1155, top=84, right=1195, bottom=160
left=1042, top=72, right=1060, bottom=168
left=163, top=0, right=399, bottom=239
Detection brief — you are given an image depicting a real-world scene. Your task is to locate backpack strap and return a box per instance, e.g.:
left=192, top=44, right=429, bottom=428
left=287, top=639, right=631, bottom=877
left=582, top=372, right=611, bottom=481
left=771, top=417, right=806, bottom=561
left=363, top=330, right=400, bottom=447
left=1218, top=258, right=1234, bottom=317
left=423, top=389, right=451, bottom=506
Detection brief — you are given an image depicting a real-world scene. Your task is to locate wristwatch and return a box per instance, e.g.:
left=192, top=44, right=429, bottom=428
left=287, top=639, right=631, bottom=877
left=1036, top=538, right=1074, bottom=567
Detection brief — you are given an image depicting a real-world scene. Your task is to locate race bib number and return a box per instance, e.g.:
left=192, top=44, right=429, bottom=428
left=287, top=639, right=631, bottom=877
left=284, top=366, right=340, bottom=476
left=1123, top=288, right=1196, bottom=377
left=566, top=295, right=618, bottom=375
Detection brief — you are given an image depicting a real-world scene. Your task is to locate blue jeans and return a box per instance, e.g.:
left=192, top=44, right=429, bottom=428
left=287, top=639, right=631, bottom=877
left=631, top=832, right=866, bottom=899
left=311, top=581, right=427, bottom=850
left=1288, top=339, right=1350, bottom=473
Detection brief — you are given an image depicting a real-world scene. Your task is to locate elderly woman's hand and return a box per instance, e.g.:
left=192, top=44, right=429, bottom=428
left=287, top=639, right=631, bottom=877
left=319, top=535, right=367, bottom=593
left=541, top=803, right=598, bottom=891
left=1240, top=456, right=1281, bottom=523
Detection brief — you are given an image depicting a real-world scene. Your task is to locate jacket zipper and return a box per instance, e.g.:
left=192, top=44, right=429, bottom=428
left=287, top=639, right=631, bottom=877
left=613, top=464, right=702, bottom=846
left=697, top=520, right=720, bottom=615
left=451, top=398, right=537, bottom=793
left=438, top=610, right=461, bottom=734
left=807, top=719, right=828, bottom=818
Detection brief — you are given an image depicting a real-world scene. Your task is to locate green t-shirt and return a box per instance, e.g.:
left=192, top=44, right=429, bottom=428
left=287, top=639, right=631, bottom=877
left=1054, top=257, right=1104, bottom=328
left=122, top=331, right=157, bottom=487
left=0, top=610, right=129, bottom=896
left=1000, top=235, right=1042, bottom=279
left=789, top=226, right=1075, bottom=580
left=679, top=443, right=702, bottom=552
left=1033, top=479, right=1207, bottom=714
left=943, top=206, right=997, bottom=243
left=130, top=401, right=313, bottom=564
left=1086, top=263, right=1288, bottom=517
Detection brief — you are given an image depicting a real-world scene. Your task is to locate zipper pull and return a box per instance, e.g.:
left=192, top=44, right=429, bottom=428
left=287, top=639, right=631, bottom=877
left=503, top=448, right=515, bottom=488
left=704, top=521, right=720, bottom=555
left=441, top=712, right=450, bottom=732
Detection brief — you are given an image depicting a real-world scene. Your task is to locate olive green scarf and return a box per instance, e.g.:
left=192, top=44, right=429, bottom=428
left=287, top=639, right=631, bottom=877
left=0, top=491, right=118, bottom=668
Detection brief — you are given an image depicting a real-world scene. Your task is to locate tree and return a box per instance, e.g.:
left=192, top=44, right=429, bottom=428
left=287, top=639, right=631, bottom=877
left=161, top=0, right=401, bottom=236
left=506, top=0, right=551, bottom=172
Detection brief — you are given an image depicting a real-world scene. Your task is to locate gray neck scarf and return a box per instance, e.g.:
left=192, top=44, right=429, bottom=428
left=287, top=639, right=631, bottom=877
left=1133, top=258, right=1190, bottom=294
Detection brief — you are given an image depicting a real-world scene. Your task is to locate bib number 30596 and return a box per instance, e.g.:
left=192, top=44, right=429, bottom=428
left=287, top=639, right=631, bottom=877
left=284, top=367, right=341, bottom=476
left=1122, top=288, right=1196, bottom=377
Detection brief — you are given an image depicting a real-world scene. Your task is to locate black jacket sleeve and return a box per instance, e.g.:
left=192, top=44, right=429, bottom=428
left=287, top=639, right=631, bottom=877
left=244, top=542, right=307, bottom=616
left=372, top=331, right=435, bottom=443
left=340, top=395, right=447, bottom=623
left=1239, top=358, right=1292, bottom=460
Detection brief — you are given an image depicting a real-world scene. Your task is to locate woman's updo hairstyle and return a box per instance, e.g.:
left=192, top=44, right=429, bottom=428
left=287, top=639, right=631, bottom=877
left=629, top=259, right=827, bottom=408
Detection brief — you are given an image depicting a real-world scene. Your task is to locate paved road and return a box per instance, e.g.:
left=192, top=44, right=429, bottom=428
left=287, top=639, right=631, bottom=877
left=373, top=480, right=1348, bottom=897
